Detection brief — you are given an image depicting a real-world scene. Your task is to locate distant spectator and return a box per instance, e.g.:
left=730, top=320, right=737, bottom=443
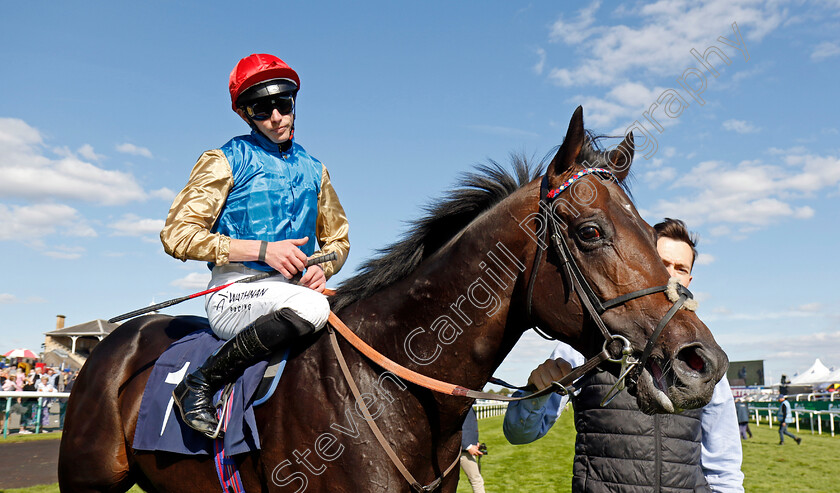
left=37, top=375, right=56, bottom=392
left=735, top=400, right=752, bottom=439
left=460, top=407, right=486, bottom=493
left=64, top=370, right=77, bottom=392
left=10, top=398, right=32, bottom=434
left=47, top=368, right=60, bottom=389
left=2, top=376, right=15, bottom=392
left=59, top=370, right=77, bottom=427
left=15, top=368, right=25, bottom=391
left=37, top=375, right=57, bottom=432
left=777, top=395, right=801, bottom=445
left=12, top=377, right=39, bottom=434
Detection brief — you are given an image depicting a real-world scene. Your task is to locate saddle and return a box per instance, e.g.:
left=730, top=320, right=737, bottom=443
left=132, top=318, right=291, bottom=456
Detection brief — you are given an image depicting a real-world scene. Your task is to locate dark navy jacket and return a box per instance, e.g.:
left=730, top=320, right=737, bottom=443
left=461, top=407, right=479, bottom=451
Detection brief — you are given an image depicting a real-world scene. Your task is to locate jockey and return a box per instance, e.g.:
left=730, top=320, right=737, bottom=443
left=160, top=53, right=350, bottom=439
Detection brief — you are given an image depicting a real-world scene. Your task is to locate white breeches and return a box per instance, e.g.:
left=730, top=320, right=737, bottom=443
left=204, top=263, right=330, bottom=340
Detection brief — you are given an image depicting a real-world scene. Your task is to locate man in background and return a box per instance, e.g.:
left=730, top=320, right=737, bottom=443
left=504, top=218, right=743, bottom=492
left=460, top=407, right=486, bottom=493
left=777, top=395, right=801, bottom=445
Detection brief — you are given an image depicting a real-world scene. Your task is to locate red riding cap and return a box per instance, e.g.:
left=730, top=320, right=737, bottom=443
left=229, top=54, right=300, bottom=111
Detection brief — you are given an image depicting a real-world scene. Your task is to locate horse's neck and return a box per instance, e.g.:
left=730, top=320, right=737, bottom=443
left=341, top=189, right=536, bottom=398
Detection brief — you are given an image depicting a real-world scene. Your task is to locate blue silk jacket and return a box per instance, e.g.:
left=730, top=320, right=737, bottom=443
left=216, top=132, right=321, bottom=270
left=161, top=130, right=349, bottom=278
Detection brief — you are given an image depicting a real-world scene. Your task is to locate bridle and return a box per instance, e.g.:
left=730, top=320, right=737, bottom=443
left=523, top=167, right=696, bottom=403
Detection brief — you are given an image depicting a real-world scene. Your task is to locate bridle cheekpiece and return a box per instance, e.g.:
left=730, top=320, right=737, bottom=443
left=525, top=167, right=697, bottom=404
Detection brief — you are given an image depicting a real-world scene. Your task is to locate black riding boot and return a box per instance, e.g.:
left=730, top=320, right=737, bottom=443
left=173, top=308, right=317, bottom=439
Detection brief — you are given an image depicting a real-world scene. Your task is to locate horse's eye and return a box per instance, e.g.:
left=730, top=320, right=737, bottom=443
left=578, top=226, right=602, bottom=241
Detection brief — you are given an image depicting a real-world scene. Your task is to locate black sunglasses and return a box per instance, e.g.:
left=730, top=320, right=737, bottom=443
left=244, top=96, right=295, bottom=120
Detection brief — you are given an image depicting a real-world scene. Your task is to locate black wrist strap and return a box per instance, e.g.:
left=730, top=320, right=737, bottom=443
left=258, top=241, right=268, bottom=262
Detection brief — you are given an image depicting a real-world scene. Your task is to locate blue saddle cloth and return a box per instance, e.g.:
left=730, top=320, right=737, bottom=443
left=133, top=326, right=273, bottom=456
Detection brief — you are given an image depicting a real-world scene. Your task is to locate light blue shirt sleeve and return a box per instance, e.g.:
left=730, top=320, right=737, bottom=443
left=700, top=378, right=745, bottom=492
left=502, top=342, right=585, bottom=444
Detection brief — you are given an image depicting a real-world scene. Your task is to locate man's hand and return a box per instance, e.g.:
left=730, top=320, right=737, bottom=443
left=527, top=358, right=573, bottom=391
left=299, top=264, right=326, bottom=293
left=264, top=237, right=309, bottom=278
left=466, top=444, right=484, bottom=457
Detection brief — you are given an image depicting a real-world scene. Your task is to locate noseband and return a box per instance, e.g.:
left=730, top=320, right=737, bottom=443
left=524, top=168, right=696, bottom=402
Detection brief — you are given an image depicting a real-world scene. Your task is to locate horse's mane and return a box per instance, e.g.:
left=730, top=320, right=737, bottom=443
left=330, top=134, right=630, bottom=312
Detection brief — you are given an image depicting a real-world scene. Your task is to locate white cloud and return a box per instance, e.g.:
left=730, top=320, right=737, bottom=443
left=44, top=245, right=86, bottom=260
left=643, top=166, right=678, bottom=188
left=77, top=144, right=105, bottom=161
left=545, top=1, right=784, bottom=88
left=811, top=41, right=840, bottom=61
left=693, top=291, right=711, bottom=303
left=709, top=225, right=731, bottom=236
left=0, top=293, right=18, bottom=304
left=722, top=119, right=760, bottom=134
left=575, top=82, right=668, bottom=128
left=533, top=47, right=546, bottom=75
left=171, top=272, right=212, bottom=290
left=721, top=330, right=840, bottom=378
left=0, top=118, right=147, bottom=205
left=150, top=187, right=176, bottom=201
left=0, top=203, right=96, bottom=241
left=116, top=142, right=153, bottom=158
left=645, top=150, right=840, bottom=229
left=109, top=214, right=165, bottom=237
left=542, top=1, right=788, bottom=127
left=0, top=117, right=42, bottom=148
left=694, top=252, right=715, bottom=265
left=0, top=293, right=45, bottom=304
left=548, top=1, right=601, bottom=45
left=796, top=303, right=822, bottom=313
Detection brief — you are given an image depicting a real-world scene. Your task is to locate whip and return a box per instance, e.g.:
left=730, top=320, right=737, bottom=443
left=108, top=252, right=337, bottom=323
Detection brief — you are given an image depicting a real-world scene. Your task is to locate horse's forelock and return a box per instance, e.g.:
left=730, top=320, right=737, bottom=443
left=579, top=132, right=635, bottom=199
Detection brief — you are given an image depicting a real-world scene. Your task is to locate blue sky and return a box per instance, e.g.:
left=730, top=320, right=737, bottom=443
left=1, top=1, right=838, bottom=387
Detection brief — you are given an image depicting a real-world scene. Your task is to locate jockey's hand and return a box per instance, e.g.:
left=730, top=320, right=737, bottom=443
left=466, top=444, right=484, bottom=457
left=299, top=264, right=326, bottom=293
left=527, top=358, right=573, bottom=391
left=265, top=237, right=309, bottom=278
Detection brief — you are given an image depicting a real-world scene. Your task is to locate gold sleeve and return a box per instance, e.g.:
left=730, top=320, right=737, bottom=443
left=160, top=149, right=234, bottom=265
left=315, top=165, right=350, bottom=279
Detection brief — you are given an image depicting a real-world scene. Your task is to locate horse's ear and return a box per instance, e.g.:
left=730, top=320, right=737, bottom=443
left=548, top=106, right=585, bottom=181
left=607, top=132, right=634, bottom=183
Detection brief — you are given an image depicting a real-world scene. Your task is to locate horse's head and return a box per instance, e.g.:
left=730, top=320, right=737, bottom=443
left=526, top=107, right=728, bottom=414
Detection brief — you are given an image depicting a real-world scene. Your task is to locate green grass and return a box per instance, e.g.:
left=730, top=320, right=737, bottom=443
left=455, top=411, right=840, bottom=493
left=456, top=412, right=576, bottom=492
left=740, top=422, right=837, bottom=492
left=0, top=431, right=62, bottom=444
left=6, top=413, right=839, bottom=492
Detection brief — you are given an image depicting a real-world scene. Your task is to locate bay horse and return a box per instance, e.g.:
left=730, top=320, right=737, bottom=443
left=59, top=107, right=728, bottom=492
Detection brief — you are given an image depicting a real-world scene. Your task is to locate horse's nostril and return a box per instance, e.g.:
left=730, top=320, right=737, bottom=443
left=678, top=346, right=706, bottom=373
